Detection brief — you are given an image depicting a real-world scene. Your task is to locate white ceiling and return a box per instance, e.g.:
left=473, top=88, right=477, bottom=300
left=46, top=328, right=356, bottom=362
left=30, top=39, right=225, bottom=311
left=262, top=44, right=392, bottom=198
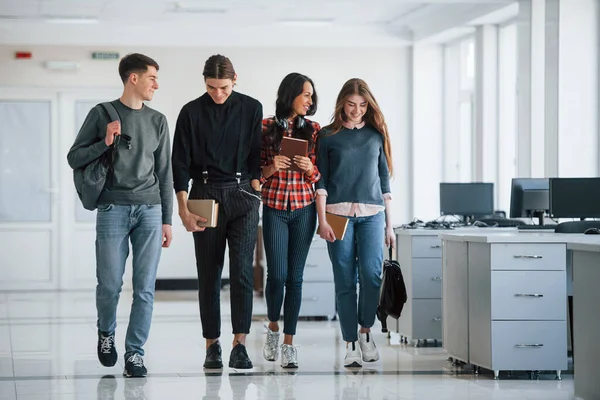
left=0, top=0, right=517, bottom=47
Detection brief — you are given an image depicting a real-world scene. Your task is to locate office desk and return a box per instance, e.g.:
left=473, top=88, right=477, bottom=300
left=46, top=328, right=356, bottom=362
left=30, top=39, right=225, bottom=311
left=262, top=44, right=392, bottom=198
left=566, top=240, right=600, bottom=400
left=392, top=227, right=515, bottom=346
left=440, top=232, right=575, bottom=379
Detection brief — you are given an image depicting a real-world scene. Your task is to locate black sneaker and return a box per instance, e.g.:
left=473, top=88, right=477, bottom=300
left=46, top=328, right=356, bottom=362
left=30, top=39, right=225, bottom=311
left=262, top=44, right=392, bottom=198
left=123, top=353, right=147, bottom=378
left=228, top=342, right=253, bottom=369
left=203, top=342, right=223, bottom=369
left=97, top=331, right=117, bottom=367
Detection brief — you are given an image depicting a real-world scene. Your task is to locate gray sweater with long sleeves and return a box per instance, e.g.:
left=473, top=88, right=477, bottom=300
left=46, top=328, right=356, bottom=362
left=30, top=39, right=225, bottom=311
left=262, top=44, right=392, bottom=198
left=67, top=100, right=173, bottom=225
left=316, top=125, right=390, bottom=206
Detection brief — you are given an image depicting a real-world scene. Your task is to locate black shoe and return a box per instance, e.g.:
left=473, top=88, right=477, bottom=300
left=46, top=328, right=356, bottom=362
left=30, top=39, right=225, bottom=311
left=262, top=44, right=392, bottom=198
left=97, top=331, right=118, bottom=367
left=228, top=343, right=253, bottom=369
left=123, top=353, right=147, bottom=378
left=203, top=342, right=223, bottom=369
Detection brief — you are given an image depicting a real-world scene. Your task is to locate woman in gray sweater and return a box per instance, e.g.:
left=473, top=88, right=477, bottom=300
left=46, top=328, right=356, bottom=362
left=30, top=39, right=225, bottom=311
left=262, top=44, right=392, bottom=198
left=316, top=78, right=395, bottom=368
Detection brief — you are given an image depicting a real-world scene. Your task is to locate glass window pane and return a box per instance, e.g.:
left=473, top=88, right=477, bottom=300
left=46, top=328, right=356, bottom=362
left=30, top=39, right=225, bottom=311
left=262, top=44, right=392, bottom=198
left=459, top=101, right=473, bottom=182
left=0, top=101, right=51, bottom=222
left=498, top=24, right=518, bottom=213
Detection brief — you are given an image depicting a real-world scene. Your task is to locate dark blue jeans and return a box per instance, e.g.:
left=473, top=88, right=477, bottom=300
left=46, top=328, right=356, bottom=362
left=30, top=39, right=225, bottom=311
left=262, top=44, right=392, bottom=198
left=263, top=203, right=317, bottom=335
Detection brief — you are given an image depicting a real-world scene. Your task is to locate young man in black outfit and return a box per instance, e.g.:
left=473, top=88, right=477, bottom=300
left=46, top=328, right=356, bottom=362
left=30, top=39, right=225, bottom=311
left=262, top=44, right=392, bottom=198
left=172, top=54, right=263, bottom=369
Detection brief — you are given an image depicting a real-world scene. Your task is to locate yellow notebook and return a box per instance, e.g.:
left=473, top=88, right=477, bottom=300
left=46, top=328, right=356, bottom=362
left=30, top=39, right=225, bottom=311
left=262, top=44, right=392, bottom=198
left=187, top=199, right=219, bottom=228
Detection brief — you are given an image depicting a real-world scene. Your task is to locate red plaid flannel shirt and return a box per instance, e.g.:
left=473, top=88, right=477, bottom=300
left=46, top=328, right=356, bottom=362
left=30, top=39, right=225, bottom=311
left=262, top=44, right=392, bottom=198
left=260, top=118, right=321, bottom=211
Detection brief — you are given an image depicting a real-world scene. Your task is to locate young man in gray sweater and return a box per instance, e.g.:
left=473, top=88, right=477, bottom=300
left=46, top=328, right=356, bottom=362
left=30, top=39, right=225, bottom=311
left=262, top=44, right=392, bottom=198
left=67, top=53, right=173, bottom=378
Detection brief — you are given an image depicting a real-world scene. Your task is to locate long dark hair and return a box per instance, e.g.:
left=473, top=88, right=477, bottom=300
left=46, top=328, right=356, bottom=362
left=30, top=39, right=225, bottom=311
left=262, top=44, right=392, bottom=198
left=264, top=73, right=318, bottom=152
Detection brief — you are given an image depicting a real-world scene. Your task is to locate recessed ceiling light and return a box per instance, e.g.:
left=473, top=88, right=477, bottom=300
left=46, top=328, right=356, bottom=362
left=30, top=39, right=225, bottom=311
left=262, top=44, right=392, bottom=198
left=277, top=18, right=334, bottom=27
left=45, top=17, right=98, bottom=24
left=170, top=3, right=228, bottom=14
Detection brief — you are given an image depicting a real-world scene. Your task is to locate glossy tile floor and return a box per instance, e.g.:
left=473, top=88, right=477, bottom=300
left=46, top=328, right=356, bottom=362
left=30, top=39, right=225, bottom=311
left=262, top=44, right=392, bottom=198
left=0, top=290, right=575, bottom=399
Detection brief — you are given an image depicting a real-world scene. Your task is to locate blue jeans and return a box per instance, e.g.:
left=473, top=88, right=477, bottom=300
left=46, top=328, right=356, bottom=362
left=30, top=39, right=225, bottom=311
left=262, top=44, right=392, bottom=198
left=327, top=212, right=385, bottom=342
left=95, top=204, right=163, bottom=356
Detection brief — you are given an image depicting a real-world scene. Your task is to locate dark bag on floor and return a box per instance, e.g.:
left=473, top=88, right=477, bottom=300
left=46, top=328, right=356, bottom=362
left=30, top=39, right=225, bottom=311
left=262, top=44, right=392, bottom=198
left=377, top=247, right=408, bottom=332
left=73, top=103, right=120, bottom=211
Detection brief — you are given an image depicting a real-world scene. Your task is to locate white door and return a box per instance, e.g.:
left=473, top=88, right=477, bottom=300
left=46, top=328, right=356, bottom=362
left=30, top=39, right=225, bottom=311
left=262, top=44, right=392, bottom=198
left=58, top=89, right=121, bottom=290
left=0, top=88, right=59, bottom=290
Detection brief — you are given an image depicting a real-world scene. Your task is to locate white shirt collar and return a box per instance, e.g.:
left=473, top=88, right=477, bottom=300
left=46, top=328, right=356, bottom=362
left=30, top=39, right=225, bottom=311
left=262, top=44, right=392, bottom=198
left=342, top=120, right=365, bottom=130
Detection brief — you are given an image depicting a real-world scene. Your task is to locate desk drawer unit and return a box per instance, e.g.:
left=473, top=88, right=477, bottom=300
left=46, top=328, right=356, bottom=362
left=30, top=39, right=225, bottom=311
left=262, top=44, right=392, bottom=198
left=490, top=321, right=567, bottom=372
left=491, top=271, right=567, bottom=321
left=298, top=281, right=335, bottom=318
left=490, top=244, right=566, bottom=271
left=396, top=233, right=443, bottom=346
left=468, top=242, right=567, bottom=379
left=412, top=237, right=442, bottom=258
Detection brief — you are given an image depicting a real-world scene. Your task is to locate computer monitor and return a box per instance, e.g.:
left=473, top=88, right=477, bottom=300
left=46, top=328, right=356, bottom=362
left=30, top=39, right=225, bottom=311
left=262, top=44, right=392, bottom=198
left=509, top=178, right=550, bottom=225
left=549, top=178, right=600, bottom=219
left=439, top=182, right=494, bottom=221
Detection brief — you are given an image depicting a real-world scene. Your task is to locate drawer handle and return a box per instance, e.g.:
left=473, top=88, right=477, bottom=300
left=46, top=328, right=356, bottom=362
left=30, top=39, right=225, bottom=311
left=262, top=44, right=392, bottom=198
left=513, top=255, right=543, bottom=259
left=303, top=296, right=319, bottom=301
left=432, top=317, right=442, bottom=321
left=515, top=344, right=544, bottom=348
left=430, top=245, right=441, bottom=249
left=305, top=263, right=318, bottom=268
left=515, top=293, right=544, bottom=298
left=431, top=277, right=442, bottom=281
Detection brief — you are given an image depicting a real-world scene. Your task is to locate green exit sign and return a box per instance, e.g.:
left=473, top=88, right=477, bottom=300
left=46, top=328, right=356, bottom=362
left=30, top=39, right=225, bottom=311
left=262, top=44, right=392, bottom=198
left=92, top=52, right=120, bottom=60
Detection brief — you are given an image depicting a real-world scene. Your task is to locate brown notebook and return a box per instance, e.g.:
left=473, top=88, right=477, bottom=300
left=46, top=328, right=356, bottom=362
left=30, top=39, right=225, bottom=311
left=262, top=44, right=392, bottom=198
left=280, top=136, right=308, bottom=173
left=322, top=212, right=349, bottom=241
left=187, top=199, right=219, bottom=228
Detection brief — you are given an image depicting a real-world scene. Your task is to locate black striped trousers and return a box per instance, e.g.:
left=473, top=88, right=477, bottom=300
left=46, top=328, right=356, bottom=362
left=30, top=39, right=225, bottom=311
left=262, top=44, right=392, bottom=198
left=262, top=202, right=316, bottom=335
left=190, top=180, right=260, bottom=339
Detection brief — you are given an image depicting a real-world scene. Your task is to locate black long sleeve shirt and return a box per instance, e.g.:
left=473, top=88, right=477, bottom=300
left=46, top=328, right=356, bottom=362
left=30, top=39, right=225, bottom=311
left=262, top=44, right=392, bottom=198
left=172, top=91, right=263, bottom=192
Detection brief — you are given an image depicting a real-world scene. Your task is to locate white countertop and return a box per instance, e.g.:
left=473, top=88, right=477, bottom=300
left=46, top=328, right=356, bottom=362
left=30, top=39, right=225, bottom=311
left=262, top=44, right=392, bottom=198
left=439, top=231, right=596, bottom=244
left=567, top=239, right=600, bottom=252
left=394, top=226, right=516, bottom=236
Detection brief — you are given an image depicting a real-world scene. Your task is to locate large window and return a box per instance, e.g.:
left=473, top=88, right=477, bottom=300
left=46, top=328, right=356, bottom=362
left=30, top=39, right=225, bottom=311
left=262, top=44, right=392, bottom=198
left=443, top=38, right=475, bottom=183
left=497, top=24, right=518, bottom=213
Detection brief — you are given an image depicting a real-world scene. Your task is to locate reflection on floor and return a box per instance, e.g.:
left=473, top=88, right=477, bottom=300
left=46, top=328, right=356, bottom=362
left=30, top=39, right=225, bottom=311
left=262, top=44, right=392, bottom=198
left=0, top=290, right=574, bottom=399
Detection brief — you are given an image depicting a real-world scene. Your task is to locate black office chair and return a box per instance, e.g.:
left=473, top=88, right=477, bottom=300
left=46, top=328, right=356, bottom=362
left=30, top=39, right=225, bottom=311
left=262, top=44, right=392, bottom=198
left=554, top=220, right=600, bottom=233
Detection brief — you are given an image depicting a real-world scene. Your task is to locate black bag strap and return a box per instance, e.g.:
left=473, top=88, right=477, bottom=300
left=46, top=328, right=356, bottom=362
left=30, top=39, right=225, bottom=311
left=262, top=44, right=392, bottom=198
left=98, top=102, right=122, bottom=185
left=388, top=247, right=393, bottom=260
left=99, top=102, right=121, bottom=123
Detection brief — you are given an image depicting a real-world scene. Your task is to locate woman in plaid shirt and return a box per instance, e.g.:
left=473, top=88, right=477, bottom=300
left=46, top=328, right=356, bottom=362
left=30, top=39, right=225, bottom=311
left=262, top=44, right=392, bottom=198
left=259, top=73, right=321, bottom=368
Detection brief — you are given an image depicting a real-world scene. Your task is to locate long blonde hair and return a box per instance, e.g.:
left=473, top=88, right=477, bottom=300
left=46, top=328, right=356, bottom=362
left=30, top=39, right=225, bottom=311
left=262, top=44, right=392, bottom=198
left=324, top=78, right=394, bottom=176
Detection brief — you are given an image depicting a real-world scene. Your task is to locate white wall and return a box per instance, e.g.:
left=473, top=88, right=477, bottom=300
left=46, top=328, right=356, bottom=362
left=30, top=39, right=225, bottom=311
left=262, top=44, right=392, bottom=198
left=0, top=44, right=410, bottom=283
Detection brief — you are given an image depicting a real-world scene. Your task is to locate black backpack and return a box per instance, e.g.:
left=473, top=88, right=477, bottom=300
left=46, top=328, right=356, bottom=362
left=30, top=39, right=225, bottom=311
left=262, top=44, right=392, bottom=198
left=73, top=102, right=120, bottom=211
left=377, top=248, right=408, bottom=332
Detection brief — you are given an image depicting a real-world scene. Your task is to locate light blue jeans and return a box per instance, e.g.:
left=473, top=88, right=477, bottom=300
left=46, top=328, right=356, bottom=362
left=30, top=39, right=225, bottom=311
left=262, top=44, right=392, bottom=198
left=95, top=204, right=163, bottom=356
left=327, top=211, right=385, bottom=342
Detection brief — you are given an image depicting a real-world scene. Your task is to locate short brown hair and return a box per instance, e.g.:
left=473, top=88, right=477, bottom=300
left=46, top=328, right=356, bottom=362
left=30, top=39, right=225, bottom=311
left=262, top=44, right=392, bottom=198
left=118, top=53, right=159, bottom=83
left=202, top=54, right=236, bottom=80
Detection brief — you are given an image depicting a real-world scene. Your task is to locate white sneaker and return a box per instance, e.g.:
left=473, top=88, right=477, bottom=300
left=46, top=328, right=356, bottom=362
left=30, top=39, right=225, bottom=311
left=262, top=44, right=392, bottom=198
left=280, top=344, right=298, bottom=368
left=344, top=341, right=362, bottom=368
left=358, top=332, right=379, bottom=362
left=263, top=326, right=280, bottom=361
